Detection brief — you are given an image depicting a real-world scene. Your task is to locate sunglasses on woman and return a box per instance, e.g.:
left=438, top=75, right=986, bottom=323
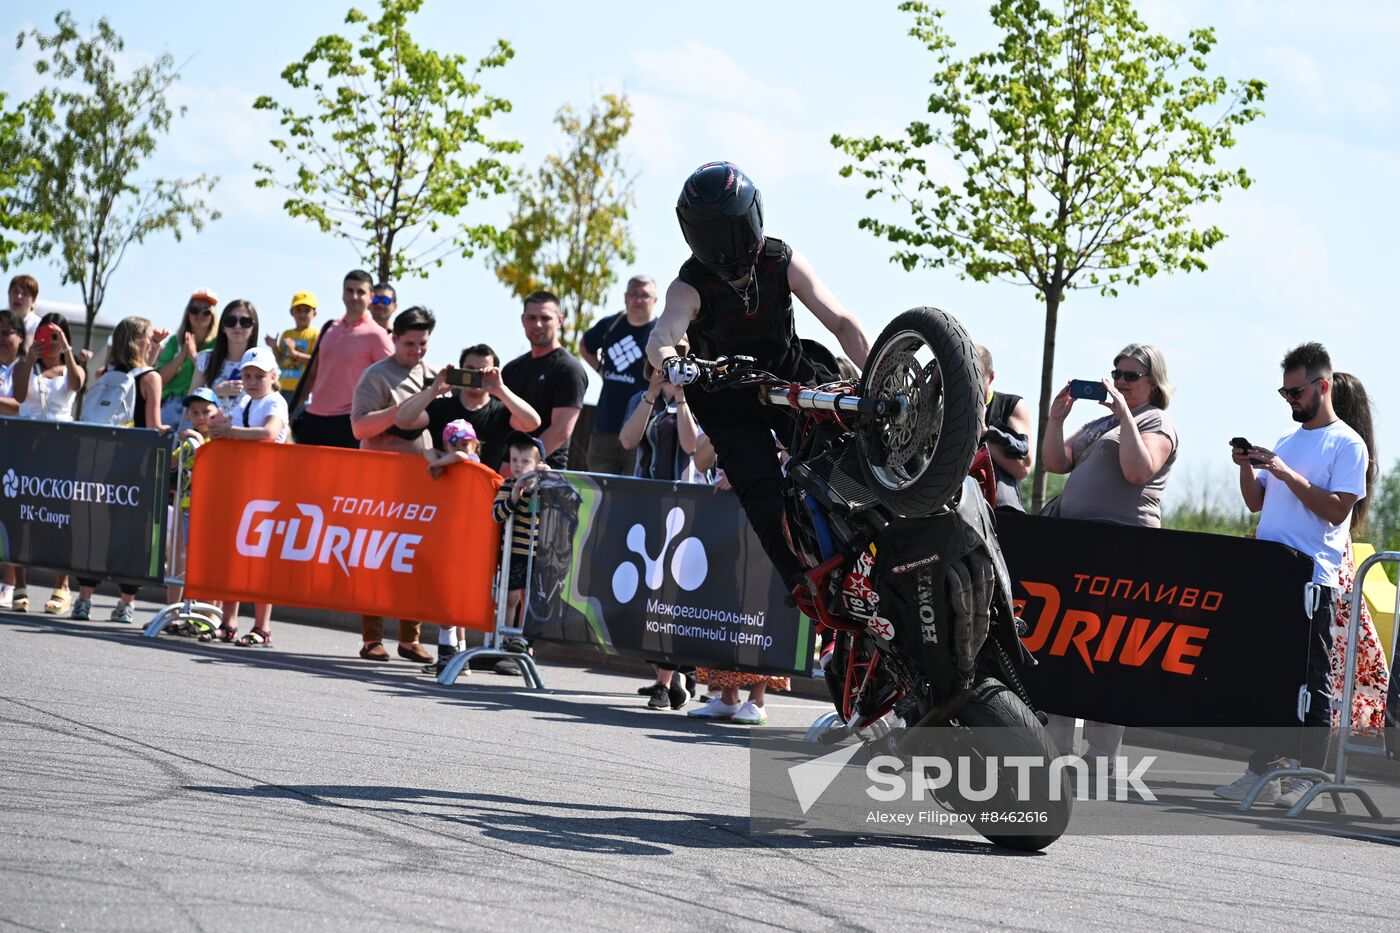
left=223, top=316, right=254, bottom=329
left=187, top=306, right=213, bottom=317
left=1110, top=369, right=1147, bottom=382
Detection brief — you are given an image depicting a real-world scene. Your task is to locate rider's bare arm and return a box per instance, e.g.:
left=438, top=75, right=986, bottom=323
left=788, top=250, right=870, bottom=368
left=988, top=397, right=1034, bottom=481
left=645, top=279, right=701, bottom=369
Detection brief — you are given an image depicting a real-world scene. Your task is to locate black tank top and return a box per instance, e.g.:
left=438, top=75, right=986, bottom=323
left=114, top=363, right=150, bottom=429
left=677, top=237, right=805, bottom=379
left=986, top=391, right=1025, bottom=511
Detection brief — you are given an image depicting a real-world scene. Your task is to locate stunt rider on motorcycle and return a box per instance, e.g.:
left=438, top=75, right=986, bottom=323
left=645, top=161, right=872, bottom=593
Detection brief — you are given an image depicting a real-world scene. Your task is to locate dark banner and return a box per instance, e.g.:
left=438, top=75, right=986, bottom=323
left=0, top=416, right=169, bottom=583
left=998, top=511, right=1316, bottom=728
left=522, top=472, right=814, bottom=676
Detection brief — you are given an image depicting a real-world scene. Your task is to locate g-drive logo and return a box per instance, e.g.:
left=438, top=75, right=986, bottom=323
left=611, top=506, right=708, bottom=601
left=236, top=498, right=432, bottom=576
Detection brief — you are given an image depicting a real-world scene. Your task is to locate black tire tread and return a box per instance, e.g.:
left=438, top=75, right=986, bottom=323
left=947, top=676, right=1072, bottom=852
left=857, top=307, right=982, bottom=517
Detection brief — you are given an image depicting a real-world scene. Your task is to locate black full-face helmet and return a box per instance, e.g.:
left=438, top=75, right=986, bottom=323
left=676, top=161, right=764, bottom=281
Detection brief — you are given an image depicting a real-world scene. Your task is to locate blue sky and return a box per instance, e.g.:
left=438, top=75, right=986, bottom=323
left=5, top=1, right=1397, bottom=512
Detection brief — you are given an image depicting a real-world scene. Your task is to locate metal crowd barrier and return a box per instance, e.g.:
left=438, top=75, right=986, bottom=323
left=1240, top=558, right=1398, bottom=816
left=436, top=505, right=544, bottom=690
left=143, top=440, right=222, bottom=639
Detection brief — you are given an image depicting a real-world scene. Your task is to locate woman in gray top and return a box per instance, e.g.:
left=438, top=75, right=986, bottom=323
left=1043, top=343, right=1179, bottom=527
left=1038, top=342, right=1179, bottom=767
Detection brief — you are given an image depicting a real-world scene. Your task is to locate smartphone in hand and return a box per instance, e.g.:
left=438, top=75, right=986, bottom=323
left=1068, top=379, right=1108, bottom=402
left=443, top=368, right=484, bottom=389
left=1231, top=436, right=1265, bottom=465
left=31, top=322, right=61, bottom=356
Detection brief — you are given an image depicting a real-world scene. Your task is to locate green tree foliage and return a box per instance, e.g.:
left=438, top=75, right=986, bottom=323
left=492, top=94, right=636, bottom=352
left=1368, top=459, right=1400, bottom=554
left=8, top=12, right=218, bottom=349
left=254, top=0, right=519, bottom=283
left=833, top=0, right=1265, bottom=511
left=0, top=92, right=48, bottom=266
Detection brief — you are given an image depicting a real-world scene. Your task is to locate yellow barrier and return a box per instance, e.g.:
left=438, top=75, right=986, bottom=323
left=1353, top=542, right=1398, bottom=665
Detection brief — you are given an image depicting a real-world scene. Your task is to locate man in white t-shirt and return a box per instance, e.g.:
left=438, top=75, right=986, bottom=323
left=1214, top=342, right=1368, bottom=808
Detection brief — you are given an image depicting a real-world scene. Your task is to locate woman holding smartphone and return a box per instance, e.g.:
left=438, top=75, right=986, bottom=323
left=12, top=313, right=86, bottom=614
left=1038, top=342, right=1180, bottom=768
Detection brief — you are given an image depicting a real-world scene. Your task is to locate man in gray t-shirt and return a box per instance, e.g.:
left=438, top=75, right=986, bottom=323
left=347, top=306, right=439, bottom=665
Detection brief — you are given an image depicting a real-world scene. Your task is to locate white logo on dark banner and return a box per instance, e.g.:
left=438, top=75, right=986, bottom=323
left=611, top=505, right=708, bottom=602
left=2, top=470, right=142, bottom=507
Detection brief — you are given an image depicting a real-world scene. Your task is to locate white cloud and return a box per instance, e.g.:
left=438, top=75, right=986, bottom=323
left=632, top=40, right=804, bottom=114
left=1348, top=78, right=1391, bottom=117
left=166, top=81, right=277, bottom=167
left=1261, top=47, right=1325, bottom=108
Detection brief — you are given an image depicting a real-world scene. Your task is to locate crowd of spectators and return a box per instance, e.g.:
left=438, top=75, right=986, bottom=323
left=0, top=270, right=1390, bottom=753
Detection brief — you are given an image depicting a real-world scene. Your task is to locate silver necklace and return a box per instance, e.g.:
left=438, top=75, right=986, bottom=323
left=727, top=270, right=760, bottom=314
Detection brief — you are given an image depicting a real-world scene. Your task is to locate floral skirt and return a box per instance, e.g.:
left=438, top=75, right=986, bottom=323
left=698, top=668, right=790, bottom=692
left=1331, top=538, right=1391, bottom=733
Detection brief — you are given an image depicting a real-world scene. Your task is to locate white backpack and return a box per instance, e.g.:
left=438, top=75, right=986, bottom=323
left=80, top=366, right=152, bottom=427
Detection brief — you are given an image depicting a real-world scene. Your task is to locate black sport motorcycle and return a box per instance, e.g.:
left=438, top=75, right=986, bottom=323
left=689, top=306, right=1071, bottom=851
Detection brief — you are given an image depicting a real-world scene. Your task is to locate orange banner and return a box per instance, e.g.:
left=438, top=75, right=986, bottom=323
left=186, top=441, right=502, bottom=630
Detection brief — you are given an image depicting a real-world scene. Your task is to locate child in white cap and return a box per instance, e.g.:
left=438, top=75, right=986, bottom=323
left=205, top=345, right=289, bottom=646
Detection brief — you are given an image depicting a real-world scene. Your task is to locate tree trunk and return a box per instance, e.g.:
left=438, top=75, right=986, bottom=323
left=1030, top=288, right=1062, bottom=514
left=377, top=234, right=393, bottom=285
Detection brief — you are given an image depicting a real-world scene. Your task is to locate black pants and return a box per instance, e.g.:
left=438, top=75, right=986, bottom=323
left=293, top=411, right=358, bottom=449
left=1249, top=586, right=1335, bottom=772
left=685, top=359, right=828, bottom=589
left=76, top=578, right=139, bottom=597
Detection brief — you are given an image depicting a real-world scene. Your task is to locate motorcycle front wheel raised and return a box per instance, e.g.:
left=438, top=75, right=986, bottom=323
left=931, top=677, right=1073, bottom=852
left=856, top=307, right=982, bottom=518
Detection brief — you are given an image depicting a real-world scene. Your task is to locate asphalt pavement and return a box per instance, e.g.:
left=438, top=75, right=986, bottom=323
left=2, top=587, right=1398, bottom=931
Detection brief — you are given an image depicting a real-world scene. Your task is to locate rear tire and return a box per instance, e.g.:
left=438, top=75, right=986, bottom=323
left=856, top=307, right=981, bottom=517
left=939, top=677, right=1072, bottom=852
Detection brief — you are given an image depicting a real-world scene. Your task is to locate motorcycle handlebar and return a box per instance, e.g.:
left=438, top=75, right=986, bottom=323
left=686, top=355, right=906, bottom=419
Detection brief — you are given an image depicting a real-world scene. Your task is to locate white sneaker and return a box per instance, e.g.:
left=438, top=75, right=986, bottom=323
left=1213, top=770, right=1278, bottom=803
left=687, top=697, right=742, bottom=719
left=0, top=584, right=12, bottom=610
left=1276, top=777, right=1317, bottom=809
left=731, top=700, right=768, bottom=725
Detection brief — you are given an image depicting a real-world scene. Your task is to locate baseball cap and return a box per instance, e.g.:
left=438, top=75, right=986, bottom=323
left=189, top=288, right=219, bottom=307
left=238, top=346, right=278, bottom=372
left=442, top=419, right=478, bottom=447
left=182, top=387, right=218, bottom=407
left=291, top=290, right=318, bottom=310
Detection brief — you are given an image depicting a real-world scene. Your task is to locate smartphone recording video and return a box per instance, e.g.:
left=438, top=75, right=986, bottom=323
left=1068, top=379, right=1107, bottom=402
left=443, top=368, right=484, bottom=389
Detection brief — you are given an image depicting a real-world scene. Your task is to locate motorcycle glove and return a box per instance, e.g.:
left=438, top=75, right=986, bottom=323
left=662, top=355, right=700, bottom=387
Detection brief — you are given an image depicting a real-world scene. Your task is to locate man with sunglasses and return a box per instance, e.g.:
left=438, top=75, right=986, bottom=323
left=370, top=282, right=397, bottom=331
left=1215, top=342, right=1368, bottom=808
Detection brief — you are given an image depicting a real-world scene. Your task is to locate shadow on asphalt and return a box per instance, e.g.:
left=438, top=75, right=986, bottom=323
left=181, top=784, right=1021, bottom=857
left=1, top=614, right=778, bottom=747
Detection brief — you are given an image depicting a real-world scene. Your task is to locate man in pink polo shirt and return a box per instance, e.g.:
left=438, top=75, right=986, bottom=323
left=294, top=269, right=393, bottom=447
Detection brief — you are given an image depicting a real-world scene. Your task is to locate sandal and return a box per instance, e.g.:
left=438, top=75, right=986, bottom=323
left=199, top=624, right=238, bottom=643
left=44, top=588, right=72, bottom=615
left=163, top=620, right=192, bottom=636
left=234, top=629, right=271, bottom=648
